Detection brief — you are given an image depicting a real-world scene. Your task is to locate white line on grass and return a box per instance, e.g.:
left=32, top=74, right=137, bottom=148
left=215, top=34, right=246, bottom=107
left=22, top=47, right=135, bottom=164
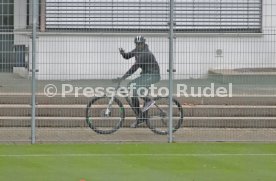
left=0, top=153, right=276, bottom=157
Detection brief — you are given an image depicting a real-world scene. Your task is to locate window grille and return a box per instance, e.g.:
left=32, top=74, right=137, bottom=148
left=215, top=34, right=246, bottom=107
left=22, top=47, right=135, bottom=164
left=0, top=0, right=14, bottom=32
left=45, top=0, right=262, bottom=33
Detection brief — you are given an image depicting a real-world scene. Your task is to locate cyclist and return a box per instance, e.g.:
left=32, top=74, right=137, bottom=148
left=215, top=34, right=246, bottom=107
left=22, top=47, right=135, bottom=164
left=114, top=35, right=161, bottom=127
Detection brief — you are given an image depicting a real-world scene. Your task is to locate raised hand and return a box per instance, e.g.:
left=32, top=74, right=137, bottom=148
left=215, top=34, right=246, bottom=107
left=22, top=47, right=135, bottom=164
left=119, top=48, right=125, bottom=54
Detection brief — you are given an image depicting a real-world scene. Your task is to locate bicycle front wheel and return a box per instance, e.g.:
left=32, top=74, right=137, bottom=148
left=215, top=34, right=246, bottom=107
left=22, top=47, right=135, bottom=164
left=146, top=97, right=184, bottom=135
left=86, top=96, right=125, bottom=134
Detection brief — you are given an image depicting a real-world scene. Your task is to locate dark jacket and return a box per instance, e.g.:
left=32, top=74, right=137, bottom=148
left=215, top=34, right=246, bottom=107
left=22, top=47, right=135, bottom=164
left=120, top=44, right=160, bottom=80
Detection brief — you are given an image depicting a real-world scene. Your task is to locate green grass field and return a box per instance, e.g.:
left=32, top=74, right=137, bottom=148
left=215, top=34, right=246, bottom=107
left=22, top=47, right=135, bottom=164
left=0, top=143, right=275, bottom=181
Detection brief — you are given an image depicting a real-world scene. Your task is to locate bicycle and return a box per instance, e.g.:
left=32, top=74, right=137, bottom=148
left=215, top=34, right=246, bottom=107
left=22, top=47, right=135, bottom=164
left=85, top=82, right=184, bottom=135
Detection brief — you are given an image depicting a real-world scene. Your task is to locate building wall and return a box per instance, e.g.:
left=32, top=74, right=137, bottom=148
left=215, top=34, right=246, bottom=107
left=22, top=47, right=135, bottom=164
left=13, top=0, right=276, bottom=80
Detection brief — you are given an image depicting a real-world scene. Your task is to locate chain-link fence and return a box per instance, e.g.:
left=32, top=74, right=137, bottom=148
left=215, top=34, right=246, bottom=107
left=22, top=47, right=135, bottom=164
left=0, top=0, right=276, bottom=143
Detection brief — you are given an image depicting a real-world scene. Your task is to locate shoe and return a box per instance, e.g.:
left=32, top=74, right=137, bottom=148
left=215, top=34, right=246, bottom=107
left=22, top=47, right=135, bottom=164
left=130, top=119, right=146, bottom=128
left=142, top=100, right=155, bottom=112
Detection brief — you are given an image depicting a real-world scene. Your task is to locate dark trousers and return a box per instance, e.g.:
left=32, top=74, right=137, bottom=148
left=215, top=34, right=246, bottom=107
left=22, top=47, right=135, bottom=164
left=127, top=74, right=160, bottom=118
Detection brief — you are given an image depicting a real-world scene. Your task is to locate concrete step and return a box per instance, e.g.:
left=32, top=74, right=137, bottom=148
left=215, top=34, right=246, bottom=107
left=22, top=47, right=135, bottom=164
left=0, top=116, right=276, bottom=128
left=1, top=94, right=276, bottom=105
left=208, top=68, right=276, bottom=84
left=1, top=104, right=276, bottom=117
left=0, top=104, right=276, bottom=117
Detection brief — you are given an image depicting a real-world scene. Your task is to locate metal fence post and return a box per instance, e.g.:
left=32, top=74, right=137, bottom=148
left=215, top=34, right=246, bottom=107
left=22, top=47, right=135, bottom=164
left=168, top=0, right=175, bottom=143
left=31, top=0, right=38, bottom=144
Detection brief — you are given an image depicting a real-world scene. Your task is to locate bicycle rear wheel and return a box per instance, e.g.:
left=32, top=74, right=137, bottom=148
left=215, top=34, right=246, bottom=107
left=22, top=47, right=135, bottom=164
left=86, top=96, right=125, bottom=134
left=146, top=97, right=184, bottom=135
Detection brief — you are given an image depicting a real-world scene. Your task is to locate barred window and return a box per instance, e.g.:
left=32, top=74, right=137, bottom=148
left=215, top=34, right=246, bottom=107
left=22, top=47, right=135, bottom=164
left=0, top=0, right=14, bottom=32
left=45, top=0, right=262, bottom=33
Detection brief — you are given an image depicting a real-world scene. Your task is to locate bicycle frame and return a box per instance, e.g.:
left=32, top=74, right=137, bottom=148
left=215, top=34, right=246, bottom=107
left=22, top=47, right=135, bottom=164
left=104, top=82, right=166, bottom=118
left=104, top=82, right=140, bottom=118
